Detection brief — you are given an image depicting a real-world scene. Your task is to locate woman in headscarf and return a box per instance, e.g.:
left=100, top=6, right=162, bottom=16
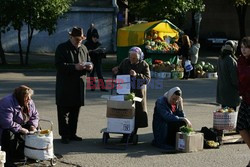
left=112, top=46, right=151, bottom=142
left=152, top=87, right=192, bottom=150
left=216, top=40, right=240, bottom=110
left=0, top=85, right=39, bottom=165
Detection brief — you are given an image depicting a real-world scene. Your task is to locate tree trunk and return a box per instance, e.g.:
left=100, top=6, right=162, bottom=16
left=190, top=11, right=196, bottom=39
left=17, top=28, right=24, bottom=65
left=25, top=24, right=33, bottom=65
left=236, top=5, right=247, bottom=39
left=0, top=32, right=7, bottom=65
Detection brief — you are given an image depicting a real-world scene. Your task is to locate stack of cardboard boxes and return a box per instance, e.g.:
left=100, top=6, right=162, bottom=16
left=106, top=99, right=135, bottom=134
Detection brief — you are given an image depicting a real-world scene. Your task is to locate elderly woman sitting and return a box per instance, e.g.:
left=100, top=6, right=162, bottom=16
left=0, top=85, right=39, bottom=165
left=152, top=87, right=192, bottom=150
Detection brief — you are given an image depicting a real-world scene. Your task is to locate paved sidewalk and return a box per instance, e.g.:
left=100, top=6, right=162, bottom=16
left=0, top=69, right=248, bottom=167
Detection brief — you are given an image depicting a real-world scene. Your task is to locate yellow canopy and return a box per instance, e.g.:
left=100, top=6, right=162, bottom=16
left=117, top=20, right=183, bottom=47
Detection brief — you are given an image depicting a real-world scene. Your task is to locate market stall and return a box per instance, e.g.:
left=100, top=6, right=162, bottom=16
left=117, top=19, right=184, bottom=64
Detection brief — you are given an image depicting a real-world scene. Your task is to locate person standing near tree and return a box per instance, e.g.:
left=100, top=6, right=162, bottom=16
left=86, top=23, right=99, bottom=42
left=55, top=26, right=93, bottom=144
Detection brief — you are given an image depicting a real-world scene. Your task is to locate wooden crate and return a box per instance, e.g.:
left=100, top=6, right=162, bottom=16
left=219, top=130, right=244, bottom=144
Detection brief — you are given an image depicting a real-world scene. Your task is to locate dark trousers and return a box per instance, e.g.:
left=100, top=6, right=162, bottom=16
left=166, top=121, right=186, bottom=146
left=190, top=63, right=195, bottom=78
left=90, top=58, right=105, bottom=89
left=1, top=130, right=25, bottom=164
left=57, top=105, right=80, bottom=138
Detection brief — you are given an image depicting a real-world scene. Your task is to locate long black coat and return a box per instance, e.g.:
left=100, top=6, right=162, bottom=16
left=216, top=54, right=240, bottom=108
left=118, top=58, right=151, bottom=128
left=55, top=40, right=90, bottom=107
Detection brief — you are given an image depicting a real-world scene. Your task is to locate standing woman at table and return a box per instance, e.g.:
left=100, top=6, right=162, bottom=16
left=112, top=46, right=151, bottom=142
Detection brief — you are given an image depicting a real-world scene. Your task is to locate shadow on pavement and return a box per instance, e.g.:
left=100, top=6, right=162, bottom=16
left=53, top=133, right=171, bottom=158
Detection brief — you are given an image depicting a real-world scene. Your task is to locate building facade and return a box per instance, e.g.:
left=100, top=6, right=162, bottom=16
left=2, top=0, right=118, bottom=53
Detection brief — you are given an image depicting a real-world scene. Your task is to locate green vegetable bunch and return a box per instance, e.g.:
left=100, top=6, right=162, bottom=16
left=180, top=125, right=193, bottom=134
left=124, top=93, right=135, bottom=101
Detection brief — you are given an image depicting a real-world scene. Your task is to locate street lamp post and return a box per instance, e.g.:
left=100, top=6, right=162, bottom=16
left=194, top=12, right=202, bottom=39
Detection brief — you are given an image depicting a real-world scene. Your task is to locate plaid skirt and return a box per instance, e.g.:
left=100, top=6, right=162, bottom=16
left=236, top=101, right=250, bottom=132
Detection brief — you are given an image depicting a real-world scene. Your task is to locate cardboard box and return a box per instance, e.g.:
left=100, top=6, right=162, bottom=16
left=107, top=100, right=134, bottom=109
left=176, top=132, right=204, bottom=152
left=106, top=108, right=135, bottom=119
left=107, top=117, right=135, bottom=134
left=106, top=100, right=135, bottom=119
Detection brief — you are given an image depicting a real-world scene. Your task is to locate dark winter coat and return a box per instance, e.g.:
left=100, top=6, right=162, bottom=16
left=55, top=40, right=91, bottom=107
left=238, top=55, right=250, bottom=105
left=216, top=54, right=240, bottom=108
left=84, top=40, right=102, bottom=61
left=152, top=96, right=185, bottom=147
left=117, top=58, right=151, bottom=128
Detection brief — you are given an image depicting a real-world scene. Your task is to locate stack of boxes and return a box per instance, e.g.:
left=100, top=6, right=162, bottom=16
left=106, top=99, right=135, bottom=134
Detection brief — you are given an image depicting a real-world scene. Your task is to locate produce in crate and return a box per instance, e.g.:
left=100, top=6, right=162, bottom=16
left=216, top=107, right=235, bottom=113
left=144, top=30, right=179, bottom=54
left=180, top=125, right=194, bottom=134
left=124, top=93, right=135, bottom=101
left=40, top=129, right=50, bottom=134
left=213, top=107, right=237, bottom=130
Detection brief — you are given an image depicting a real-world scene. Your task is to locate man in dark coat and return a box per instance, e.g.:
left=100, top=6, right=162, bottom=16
left=55, top=26, right=93, bottom=144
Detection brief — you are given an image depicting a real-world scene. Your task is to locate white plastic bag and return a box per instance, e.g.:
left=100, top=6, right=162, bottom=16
left=184, top=60, right=193, bottom=72
left=24, top=132, right=54, bottom=160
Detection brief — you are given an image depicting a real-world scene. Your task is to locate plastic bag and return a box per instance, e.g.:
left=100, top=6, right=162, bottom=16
left=184, top=60, right=193, bottom=72
left=24, top=131, right=54, bottom=160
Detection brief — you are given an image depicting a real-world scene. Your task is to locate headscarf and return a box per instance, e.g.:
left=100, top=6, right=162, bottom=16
left=129, top=46, right=144, bottom=60
left=164, top=87, right=182, bottom=104
left=221, top=40, right=238, bottom=54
